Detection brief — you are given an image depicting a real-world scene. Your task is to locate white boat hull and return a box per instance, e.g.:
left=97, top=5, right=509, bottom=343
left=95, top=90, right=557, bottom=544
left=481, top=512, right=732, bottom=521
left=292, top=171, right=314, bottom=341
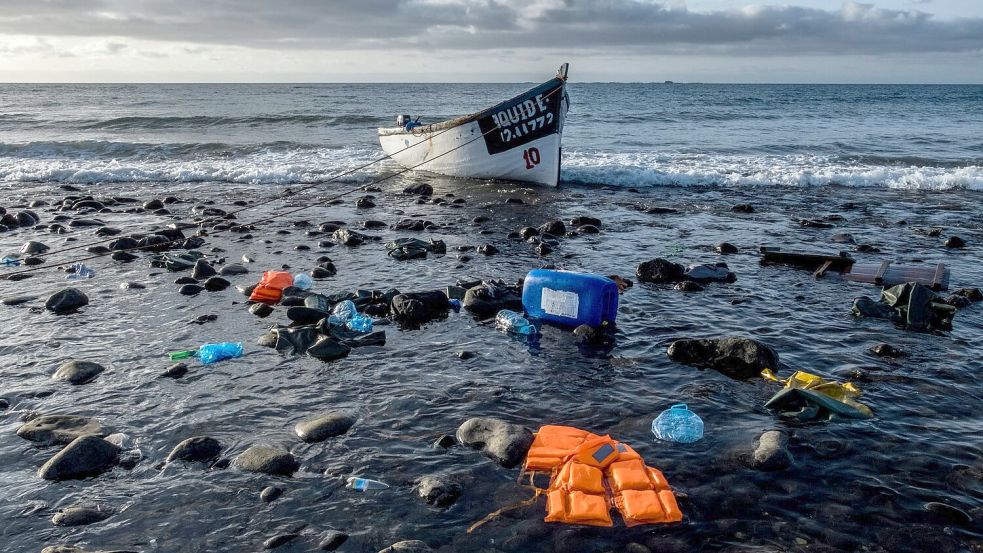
left=378, top=69, right=569, bottom=187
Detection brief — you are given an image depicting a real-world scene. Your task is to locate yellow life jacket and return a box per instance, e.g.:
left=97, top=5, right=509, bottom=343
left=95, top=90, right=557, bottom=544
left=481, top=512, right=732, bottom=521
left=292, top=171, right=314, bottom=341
left=526, top=425, right=683, bottom=527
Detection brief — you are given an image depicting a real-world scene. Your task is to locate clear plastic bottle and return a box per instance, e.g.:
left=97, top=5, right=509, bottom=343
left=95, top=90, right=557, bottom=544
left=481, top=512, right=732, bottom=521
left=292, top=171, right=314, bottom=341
left=346, top=312, right=373, bottom=333
left=651, top=404, right=704, bottom=443
left=293, top=273, right=313, bottom=290
left=329, top=300, right=357, bottom=326
left=67, top=262, right=96, bottom=280
left=347, top=477, right=389, bottom=491
left=198, top=342, right=244, bottom=365
left=496, top=310, right=536, bottom=336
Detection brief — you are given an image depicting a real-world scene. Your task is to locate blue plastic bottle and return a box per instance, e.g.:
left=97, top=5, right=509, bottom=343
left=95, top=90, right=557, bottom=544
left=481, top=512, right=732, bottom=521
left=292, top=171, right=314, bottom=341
left=651, top=404, right=704, bottom=443
left=293, top=273, right=313, bottom=290
left=198, top=342, right=243, bottom=365
left=496, top=310, right=536, bottom=336
left=347, top=477, right=389, bottom=491
left=521, top=269, right=619, bottom=328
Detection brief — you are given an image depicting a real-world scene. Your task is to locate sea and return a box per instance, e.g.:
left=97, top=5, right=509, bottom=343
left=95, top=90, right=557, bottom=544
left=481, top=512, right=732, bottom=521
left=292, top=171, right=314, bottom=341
left=0, top=83, right=981, bottom=553
left=1, top=83, right=981, bottom=190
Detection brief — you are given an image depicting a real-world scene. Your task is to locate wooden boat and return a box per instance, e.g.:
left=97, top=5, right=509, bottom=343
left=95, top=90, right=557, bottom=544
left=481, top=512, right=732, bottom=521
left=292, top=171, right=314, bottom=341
left=378, top=64, right=570, bottom=187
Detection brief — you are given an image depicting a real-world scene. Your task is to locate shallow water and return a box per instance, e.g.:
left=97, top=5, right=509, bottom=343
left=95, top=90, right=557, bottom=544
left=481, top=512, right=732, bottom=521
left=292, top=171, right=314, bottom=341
left=0, top=175, right=981, bottom=553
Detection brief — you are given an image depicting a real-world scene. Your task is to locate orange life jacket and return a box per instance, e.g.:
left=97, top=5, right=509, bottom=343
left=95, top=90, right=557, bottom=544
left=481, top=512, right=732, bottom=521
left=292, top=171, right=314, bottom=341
left=249, top=271, right=294, bottom=304
left=525, top=425, right=683, bottom=527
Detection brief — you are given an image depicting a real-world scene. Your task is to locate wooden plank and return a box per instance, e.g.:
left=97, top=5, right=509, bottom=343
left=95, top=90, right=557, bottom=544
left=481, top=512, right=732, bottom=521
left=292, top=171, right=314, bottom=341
left=874, top=260, right=891, bottom=284
left=759, top=247, right=855, bottom=272
left=931, top=263, right=946, bottom=291
left=813, top=260, right=834, bottom=279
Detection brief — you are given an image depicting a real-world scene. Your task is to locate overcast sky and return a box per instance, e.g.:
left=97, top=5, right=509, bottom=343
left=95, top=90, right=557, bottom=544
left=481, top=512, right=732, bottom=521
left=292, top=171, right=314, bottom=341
left=0, top=0, right=981, bottom=83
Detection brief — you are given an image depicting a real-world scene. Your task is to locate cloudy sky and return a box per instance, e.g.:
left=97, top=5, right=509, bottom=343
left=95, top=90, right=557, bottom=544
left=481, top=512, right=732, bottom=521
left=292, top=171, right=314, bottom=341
left=0, top=0, right=981, bottom=83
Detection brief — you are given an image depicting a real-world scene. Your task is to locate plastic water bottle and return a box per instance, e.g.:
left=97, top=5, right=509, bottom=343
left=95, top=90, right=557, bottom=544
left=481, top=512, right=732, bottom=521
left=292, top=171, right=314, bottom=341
left=347, top=312, right=373, bottom=333
left=496, top=310, right=536, bottom=336
left=347, top=477, right=389, bottom=491
left=651, top=404, right=704, bottom=444
left=197, top=342, right=244, bottom=365
left=1, top=256, right=21, bottom=266
left=67, top=262, right=96, bottom=280
left=293, top=273, right=313, bottom=290
left=329, top=300, right=357, bottom=326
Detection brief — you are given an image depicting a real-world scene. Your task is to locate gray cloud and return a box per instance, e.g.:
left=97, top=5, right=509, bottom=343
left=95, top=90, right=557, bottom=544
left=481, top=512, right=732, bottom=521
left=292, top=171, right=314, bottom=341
left=0, top=0, right=981, bottom=55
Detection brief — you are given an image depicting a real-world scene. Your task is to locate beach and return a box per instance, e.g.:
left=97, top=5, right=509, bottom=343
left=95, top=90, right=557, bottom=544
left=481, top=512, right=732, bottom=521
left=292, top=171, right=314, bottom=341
left=0, top=83, right=981, bottom=553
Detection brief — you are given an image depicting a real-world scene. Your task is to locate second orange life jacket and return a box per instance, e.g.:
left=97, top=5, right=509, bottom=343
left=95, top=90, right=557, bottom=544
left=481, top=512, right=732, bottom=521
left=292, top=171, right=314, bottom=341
left=249, top=271, right=294, bottom=304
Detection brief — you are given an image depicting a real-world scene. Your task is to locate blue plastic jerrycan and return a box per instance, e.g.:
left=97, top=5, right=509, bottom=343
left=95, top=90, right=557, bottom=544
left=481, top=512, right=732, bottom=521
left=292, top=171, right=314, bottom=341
left=521, top=269, right=619, bottom=328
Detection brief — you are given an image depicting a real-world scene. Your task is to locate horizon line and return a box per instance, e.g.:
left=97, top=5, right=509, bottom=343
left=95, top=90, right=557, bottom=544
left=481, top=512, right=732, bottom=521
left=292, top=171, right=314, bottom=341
left=1, top=81, right=982, bottom=86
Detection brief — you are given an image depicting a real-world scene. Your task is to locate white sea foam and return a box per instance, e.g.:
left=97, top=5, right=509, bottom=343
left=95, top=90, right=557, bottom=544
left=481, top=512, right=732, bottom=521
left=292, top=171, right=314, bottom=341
left=2, top=142, right=980, bottom=191
left=561, top=150, right=983, bottom=191
left=0, top=144, right=387, bottom=186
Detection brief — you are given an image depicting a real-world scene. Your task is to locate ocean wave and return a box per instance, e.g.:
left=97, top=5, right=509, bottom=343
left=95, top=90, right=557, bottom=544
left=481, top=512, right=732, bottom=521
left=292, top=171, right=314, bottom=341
left=0, top=145, right=385, bottom=185
left=3, top=145, right=980, bottom=190
left=560, top=151, right=983, bottom=191
left=74, top=113, right=387, bottom=130
left=0, top=140, right=349, bottom=160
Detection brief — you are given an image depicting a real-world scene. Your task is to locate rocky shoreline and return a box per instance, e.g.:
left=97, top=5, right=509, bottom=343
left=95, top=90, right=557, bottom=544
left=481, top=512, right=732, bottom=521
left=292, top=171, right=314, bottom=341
left=1, top=178, right=981, bottom=552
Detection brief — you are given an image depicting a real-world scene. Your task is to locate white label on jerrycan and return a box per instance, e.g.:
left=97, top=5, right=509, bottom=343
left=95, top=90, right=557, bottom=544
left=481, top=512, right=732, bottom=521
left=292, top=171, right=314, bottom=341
left=541, top=287, right=579, bottom=319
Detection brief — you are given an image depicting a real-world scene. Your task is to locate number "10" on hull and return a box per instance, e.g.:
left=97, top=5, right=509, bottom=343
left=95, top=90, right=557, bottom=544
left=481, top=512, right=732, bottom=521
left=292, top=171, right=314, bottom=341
left=523, top=147, right=541, bottom=170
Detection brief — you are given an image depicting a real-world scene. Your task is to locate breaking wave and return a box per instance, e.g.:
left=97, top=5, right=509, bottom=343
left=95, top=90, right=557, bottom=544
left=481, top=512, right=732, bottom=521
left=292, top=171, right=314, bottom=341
left=0, top=143, right=384, bottom=185
left=561, top=150, right=983, bottom=191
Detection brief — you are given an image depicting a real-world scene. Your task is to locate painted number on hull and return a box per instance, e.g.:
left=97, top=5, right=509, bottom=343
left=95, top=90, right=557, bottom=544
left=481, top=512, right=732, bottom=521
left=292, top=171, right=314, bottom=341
left=523, top=147, right=541, bottom=170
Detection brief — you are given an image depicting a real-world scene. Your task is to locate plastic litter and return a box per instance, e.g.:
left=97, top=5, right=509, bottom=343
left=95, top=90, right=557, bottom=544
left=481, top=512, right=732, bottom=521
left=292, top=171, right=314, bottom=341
left=651, top=404, right=704, bottom=443
left=66, top=262, right=96, bottom=280
left=199, top=342, right=243, bottom=364
left=328, top=300, right=357, bottom=326
left=448, top=298, right=462, bottom=312
left=522, top=269, right=619, bottom=328
left=1, top=256, right=21, bottom=266
left=496, top=309, right=536, bottom=336
left=293, top=273, right=313, bottom=290
left=347, top=477, right=389, bottom=491
left=326, top=300, right=373, bottom=333
left=168, top=342, right=244, bottom=364
left=347, top=312, right=374, bottom=333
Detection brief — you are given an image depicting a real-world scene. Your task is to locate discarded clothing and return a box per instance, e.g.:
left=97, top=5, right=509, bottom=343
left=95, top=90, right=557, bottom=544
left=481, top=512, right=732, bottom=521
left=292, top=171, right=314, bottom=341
left=268, top=323, right=386, bottom=362
left=390, top=290, right=449, bottom=324
left=524, top=425, right=682, bottom=527
left=153, top=251, right=204, bottom=271
left=683, top=263, right=737, bottom=283
left=762, top=368, right=872, bottom=420
left=852, top=282, right=957, bottom=332
left=462, top=280, right=523, bottom=317
left=385, top=237, right=446, bottom=260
